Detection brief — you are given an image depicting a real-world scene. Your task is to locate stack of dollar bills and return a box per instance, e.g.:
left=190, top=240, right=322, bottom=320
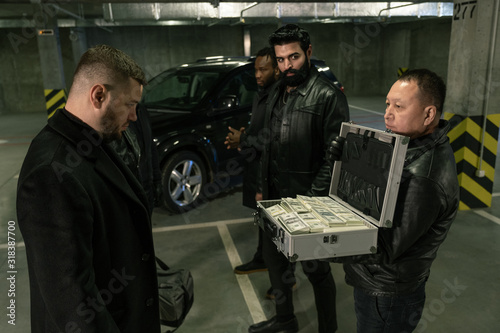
left=281, top=197, right=309, bottom=213
left=277, top=212, right=310, bottom=234
left=264, top=195, right=365, bottom=232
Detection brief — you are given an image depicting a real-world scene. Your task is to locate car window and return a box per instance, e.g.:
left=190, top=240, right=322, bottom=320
left=143, top=70, right=221, bottom=110
left=217, top=67, right=258, bottom=108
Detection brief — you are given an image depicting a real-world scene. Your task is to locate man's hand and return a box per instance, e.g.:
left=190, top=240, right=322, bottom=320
left=255, top=192, right=263, bottom=202
left=225, top=126, right=245, bottom=149
left=326, top=136, right=345, bottom=167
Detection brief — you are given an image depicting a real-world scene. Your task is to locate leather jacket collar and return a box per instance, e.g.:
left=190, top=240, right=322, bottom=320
left=405, top=119, right=451, bottom=167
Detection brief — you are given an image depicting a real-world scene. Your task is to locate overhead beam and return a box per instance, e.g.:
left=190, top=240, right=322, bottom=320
left=2, top=0, right=444, bottom=3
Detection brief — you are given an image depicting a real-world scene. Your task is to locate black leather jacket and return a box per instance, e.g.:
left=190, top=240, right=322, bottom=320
left=261, top=67, right=350, bottom=199
left=341, top=120, right=460, bottom=295
left=108, top=106, right=162, bottom=214
left=239, top=86, right=271, bottom=208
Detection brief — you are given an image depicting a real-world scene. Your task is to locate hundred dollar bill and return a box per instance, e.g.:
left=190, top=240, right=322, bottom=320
left=266, top=204, right=288, bottom=217
left=337, top=212, right=364, bottom=225
left=297, top=212, right=322, bottom=223
left=296, top=195, right=316, bottom=210
left=319, top=197, right=344, bottom=209
left=312, top=208, right=346, bottom=227
left=322, top=215, right=347, bottom=227
left=277, top=212, right=310, bottom=234
left=327, top=205, right=350, bottom=214
left=308, top=201, right=327, bottom=211
left=282, top=197, right=309, bottom=213
left=297, top=212, right=326, bottom=233
left=314, top=196, right=337, bottom=206
left=305, top=221, right=326, bottom=233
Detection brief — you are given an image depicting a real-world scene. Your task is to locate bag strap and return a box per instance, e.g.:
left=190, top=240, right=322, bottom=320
left=155, top=256, right=170, bottom=271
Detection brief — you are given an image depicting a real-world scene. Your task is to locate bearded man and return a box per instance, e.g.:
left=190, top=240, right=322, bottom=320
left=248, top=25, right=350, bottom=333
left=17, top=45, right=160, bottom=333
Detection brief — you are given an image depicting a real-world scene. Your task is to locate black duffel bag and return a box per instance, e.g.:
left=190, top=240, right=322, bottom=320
left=155, top=257, right=194, bottom=331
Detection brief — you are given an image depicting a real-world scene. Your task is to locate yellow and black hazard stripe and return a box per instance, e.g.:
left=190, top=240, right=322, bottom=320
left=45, top=89, right=67, bottom=118
left=397, top=67, right=409, bottom=77
left=445, top=112, right=500, bottom=210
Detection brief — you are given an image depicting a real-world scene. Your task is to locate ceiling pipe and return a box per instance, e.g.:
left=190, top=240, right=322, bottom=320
left=239, top=2, right=259, bottom=24
left=49, top=3, right=112, bottom=32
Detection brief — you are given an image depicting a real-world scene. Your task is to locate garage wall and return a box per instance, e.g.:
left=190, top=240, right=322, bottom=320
left=0, top=18, right=451, bottom=114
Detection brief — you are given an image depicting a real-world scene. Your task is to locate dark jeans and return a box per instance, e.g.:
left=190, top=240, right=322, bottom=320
left=252, top=228, right=265, bottom=263
left=353, top=282, right=426, bottom=333
left=262, top=234, right=337, bottom=332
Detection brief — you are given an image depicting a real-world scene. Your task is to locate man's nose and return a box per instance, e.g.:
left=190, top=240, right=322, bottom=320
left=384, top=108, right=392, bottom=120
left=284, top=59, right=292, bottom=70
left=129, top=108, right=138, bottom=122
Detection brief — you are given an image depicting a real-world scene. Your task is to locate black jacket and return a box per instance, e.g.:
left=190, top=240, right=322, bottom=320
left=109, top=105, right=162, bottom=214
left=261, top=67, right=350, bottom=198
left=240, top=86, right=271, bottom=208
left=17, top=109, right=161, bottom=332
left=341, top=120, right=460, bottom=295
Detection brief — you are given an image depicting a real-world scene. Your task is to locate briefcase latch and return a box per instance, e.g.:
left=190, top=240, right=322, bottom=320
left=323, top=235, right=338, bottom=244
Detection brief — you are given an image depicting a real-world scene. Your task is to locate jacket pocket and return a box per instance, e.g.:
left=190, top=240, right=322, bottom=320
left=296, top=104, right=322, bottom=115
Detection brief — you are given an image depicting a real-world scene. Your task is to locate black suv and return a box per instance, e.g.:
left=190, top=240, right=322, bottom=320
left=141, top=56, right=343, bottom=213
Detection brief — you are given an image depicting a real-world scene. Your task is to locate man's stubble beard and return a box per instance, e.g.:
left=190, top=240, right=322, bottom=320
left=100, top=104, right=124, bottom=143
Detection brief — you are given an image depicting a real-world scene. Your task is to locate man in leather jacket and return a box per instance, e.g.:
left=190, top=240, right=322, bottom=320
left=225, top=47, right=281, bottom=275
left=248, top=24, right=349, bottom=333
left=328, top=69, right=460, bottom=333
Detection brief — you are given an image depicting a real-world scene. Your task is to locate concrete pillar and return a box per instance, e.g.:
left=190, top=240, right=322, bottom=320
left=445, top=0, right=500, bottom=209
left=69, top=27, right=88, bottom=66
left=34, top=3, right=67, bottom=118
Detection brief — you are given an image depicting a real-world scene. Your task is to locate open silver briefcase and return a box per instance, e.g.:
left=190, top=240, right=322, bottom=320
left=255, top=122, right=410, bottom=261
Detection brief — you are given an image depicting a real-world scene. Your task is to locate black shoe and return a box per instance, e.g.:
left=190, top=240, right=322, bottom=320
left=234, top=260, right=267, bottom=274
left=248, top=316, right=298, bottom=333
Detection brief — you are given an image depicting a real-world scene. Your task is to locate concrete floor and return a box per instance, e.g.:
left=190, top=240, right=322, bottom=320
left=1, top=96, right=499, bottom=332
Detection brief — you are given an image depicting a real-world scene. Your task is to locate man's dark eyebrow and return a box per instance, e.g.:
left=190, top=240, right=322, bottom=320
left=277, top=52, right=301, bottom=60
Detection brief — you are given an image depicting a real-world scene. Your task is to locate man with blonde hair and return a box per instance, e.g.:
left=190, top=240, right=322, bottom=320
left=17, top=45, right=160, bottom=332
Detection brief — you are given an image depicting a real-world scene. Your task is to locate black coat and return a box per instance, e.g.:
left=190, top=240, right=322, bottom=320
left=17, top=109, right=161, bottom=333
left=261, top=67, right=350, bottom=198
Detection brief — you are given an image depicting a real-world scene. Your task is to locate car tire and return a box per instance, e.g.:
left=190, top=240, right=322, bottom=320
left=161, top=151, right=207, bottom=213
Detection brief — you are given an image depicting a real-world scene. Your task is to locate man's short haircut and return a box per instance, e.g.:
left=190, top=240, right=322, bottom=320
left=268, top=24, right=311, bottom=54
left=399, top=68, right=446, bottom=114
left=73, top=44, right=146, bottom=89
left=256, top=47, right=278, bottom=69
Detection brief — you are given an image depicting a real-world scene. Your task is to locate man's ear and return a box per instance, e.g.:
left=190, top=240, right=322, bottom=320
left=306, top=44, right=312, bottom=59
left=424, top=105, right=437, bottom=126
left=90, top=84, right=106, bottom=109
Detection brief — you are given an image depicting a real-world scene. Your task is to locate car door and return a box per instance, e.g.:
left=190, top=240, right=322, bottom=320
left=201, top=64, right=258, bottom=178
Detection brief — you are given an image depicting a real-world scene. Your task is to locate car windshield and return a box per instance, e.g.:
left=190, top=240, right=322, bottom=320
left=143, top=68, right=223, bottom=110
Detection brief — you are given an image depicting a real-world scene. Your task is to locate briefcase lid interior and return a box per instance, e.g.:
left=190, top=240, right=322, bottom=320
left=329, top=122, right=409, bottom=228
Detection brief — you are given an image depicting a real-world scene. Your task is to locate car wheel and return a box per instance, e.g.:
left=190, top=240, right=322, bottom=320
left=161, top=151, right=207, bottom=213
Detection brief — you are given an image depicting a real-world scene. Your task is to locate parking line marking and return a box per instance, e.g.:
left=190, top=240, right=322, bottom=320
left=349, top=104, right=384, bottom=115
left=473, top=210, right=500, bottom=226
left=0, top=218, right=255, bottom=248
left=152, top=217, right=254, bottom=233
left=217, top=224, right=266, bottom=323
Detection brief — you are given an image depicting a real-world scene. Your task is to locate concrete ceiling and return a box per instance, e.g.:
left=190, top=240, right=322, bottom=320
left=0, top=1, right=455, bottom=28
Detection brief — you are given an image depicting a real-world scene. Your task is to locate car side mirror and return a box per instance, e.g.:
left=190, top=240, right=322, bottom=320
left=211, top=95, right=239, bottom=114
